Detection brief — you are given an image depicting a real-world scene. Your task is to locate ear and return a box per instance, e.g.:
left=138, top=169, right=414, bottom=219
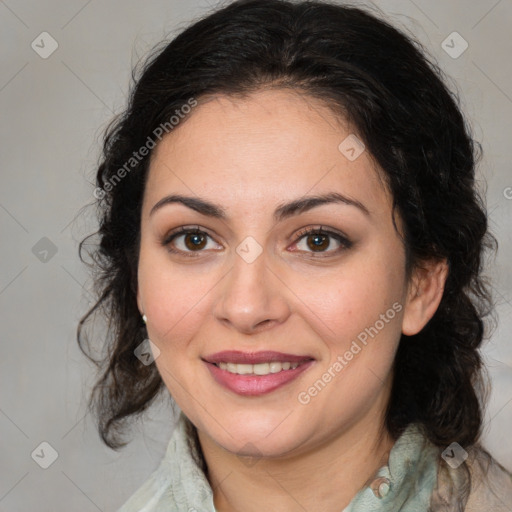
left=401, top=258, right=449, bottom=336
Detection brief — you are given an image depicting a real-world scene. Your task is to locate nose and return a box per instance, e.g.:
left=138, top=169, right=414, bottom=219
left=213, top=249, right=291, bottom=335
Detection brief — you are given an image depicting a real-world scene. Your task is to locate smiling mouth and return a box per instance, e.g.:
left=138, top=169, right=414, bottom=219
left=202, top=350, right=315, bottom=395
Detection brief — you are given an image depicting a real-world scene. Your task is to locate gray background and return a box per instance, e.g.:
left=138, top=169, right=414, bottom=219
left=1, top=0, right=511, bottom=510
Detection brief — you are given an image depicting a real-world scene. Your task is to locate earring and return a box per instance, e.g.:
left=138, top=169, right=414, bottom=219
left=142, top=314, right=147, bottom=324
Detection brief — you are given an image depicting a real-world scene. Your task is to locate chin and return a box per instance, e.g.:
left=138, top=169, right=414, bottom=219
left=201, top=410, right=311, bottom=457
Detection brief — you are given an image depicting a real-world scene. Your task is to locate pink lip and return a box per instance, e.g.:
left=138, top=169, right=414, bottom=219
left=202, top=351, right=315, bottom=396
left=203, top=350, right=313, bottom=365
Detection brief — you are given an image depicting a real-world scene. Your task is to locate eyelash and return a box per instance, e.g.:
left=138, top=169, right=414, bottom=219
left=161, top=225, right=352, bottom=258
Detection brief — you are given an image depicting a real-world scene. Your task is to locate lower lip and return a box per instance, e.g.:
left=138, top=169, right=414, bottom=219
left=204, top=360, right=314, bottom=396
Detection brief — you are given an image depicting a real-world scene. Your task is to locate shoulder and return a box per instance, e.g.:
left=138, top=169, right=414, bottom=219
left=431, top=443, right=512, bottom=511
left=464, top=446, right=512, bottom=511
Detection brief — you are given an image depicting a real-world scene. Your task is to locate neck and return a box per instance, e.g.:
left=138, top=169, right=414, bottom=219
left=196, top=403, right=395, bottom=512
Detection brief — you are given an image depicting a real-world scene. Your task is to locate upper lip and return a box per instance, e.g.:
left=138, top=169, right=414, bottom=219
left=203, top=350, right=314, bottom=365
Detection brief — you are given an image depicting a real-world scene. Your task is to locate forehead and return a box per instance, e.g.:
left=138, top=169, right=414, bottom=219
left=144, top=89, right=391, bottom=220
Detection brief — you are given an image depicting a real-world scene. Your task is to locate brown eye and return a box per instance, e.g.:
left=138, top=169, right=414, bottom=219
left=183, top=231, right=207, bottom=251
left=162, top=227, right=221, bottom=256
left=293, top=226, right=352, bottom=256
left=306, top=233, right=330, bottom=252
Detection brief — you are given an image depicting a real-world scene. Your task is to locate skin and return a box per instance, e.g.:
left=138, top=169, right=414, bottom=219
left=136, top=88, right=448, bottom=512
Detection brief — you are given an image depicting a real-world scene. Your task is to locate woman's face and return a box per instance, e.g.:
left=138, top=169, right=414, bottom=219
left=137, top=88, right=414, bottom=457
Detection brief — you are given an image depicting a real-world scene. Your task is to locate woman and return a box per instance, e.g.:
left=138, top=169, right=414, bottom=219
left=77, top=0, right=512, bottom=510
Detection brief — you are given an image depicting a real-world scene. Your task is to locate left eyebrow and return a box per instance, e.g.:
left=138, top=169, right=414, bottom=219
left=273, top=192, right=370, bottom=221
left=149, top=192, right=370, bottom=221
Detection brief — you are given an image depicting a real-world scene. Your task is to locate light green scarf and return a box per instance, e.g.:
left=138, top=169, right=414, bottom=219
left=117, top=412, right=443, bottom=511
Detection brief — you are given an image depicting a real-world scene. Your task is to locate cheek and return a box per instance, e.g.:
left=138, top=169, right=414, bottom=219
left=294, top=263, right=403, bottom=419
left=138, top=254, right=216, bottom=346
left=292, top=256, right=404, bottom=349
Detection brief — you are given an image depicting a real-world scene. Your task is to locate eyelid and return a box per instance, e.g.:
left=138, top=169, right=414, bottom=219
left=162, top=224, right=214, bottom=245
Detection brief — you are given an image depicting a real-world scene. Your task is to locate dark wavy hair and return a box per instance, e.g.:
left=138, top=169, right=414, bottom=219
left=77, top=0, right=497, bottom=458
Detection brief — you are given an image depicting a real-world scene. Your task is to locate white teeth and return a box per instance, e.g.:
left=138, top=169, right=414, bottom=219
left=237, top=364, right=253, bottom=375
left=269, top=362, right=282, bottom=373
left=216, top=361, right=300, bottom=375
left=254, top=363, right=270, bottom=375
